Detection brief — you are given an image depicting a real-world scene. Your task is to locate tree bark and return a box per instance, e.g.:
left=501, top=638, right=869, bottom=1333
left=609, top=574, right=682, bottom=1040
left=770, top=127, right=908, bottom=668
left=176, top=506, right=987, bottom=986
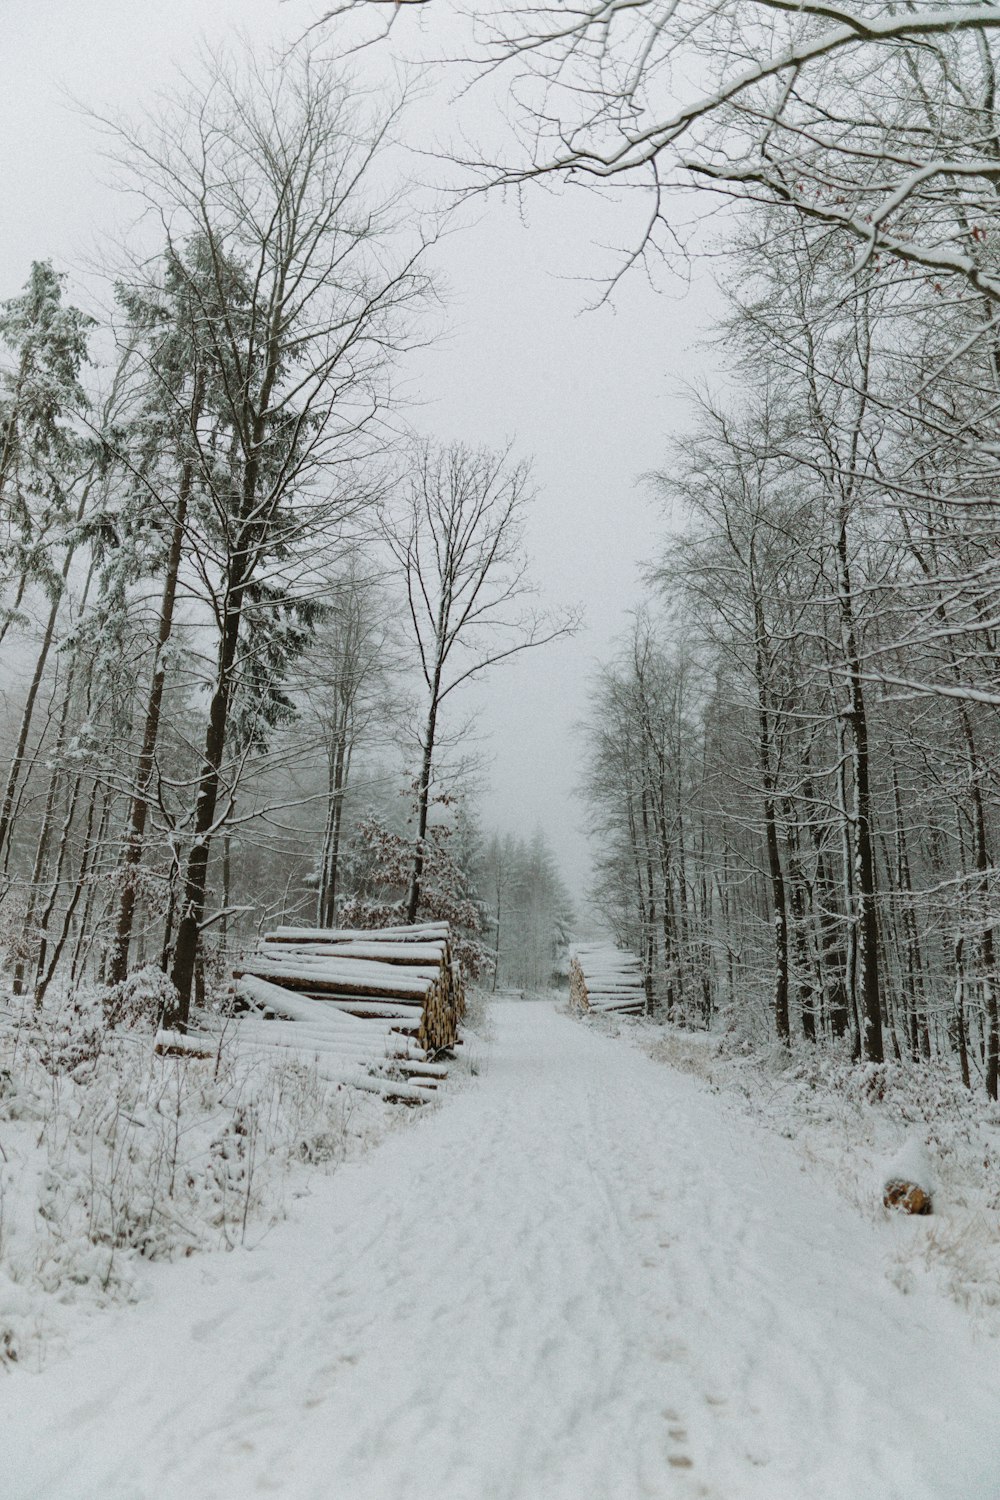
left=835, top=507, right=883, bottom=1063
left=0, top=486, right=88, bottom=870
left=406, top=679, right=441, bottom=925
left=107, top=458, right=194, bottom=985
left=753, top=601, right=790, bottom=1044
left=168, top=564, right=244, bottom=1025
left=319, top=733, right=349, bottom=929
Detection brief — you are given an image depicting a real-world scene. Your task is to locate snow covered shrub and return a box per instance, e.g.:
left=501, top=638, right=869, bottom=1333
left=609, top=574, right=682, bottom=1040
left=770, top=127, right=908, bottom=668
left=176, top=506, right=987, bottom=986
left=101, top=964, right=177, bottom=1031
left=461, top=985, right=495, bottom=1040
left=0, top=1269, right=32, bottom=1367
left=28, top=1000, right=107, bottom=1077
left=856, top=1063, right=889, bottom=1104
left=0, top=889, right=36, bottom=976
left=712, top=987, right=779, bottom=1057
left=642, top=1027, right=720, bottom=1086
left=339, top=808, right=491, bottom=977
left=294, top=1128, right=344, bottom=1165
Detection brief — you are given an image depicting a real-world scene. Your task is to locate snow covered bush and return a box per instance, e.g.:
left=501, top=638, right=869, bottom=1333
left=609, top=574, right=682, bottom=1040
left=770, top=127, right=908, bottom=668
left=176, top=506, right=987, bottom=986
left=339, top=809, right=491, bottom=977
left=101, top=963, right=177, bottom=1030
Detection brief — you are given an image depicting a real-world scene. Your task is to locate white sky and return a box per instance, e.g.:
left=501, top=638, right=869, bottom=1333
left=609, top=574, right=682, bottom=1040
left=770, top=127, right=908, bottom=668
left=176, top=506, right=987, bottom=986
left=2, top=0, right=720, bottom=905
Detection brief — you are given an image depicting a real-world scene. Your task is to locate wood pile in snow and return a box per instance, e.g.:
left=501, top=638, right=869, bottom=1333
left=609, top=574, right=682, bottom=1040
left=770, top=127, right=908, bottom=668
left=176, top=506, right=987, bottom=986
left=568, top=944, right=646, bottom=1016
left=221, top=922, right=464, bottom=1105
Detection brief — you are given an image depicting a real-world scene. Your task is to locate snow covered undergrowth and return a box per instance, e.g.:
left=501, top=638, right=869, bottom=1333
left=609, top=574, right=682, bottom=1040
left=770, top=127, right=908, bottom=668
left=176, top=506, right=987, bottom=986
left=3, top=997, right=999, bottom=1500
left=593, top=1011, right=1000, bottom=1329
left=0, top=981, right=417, bottom=1372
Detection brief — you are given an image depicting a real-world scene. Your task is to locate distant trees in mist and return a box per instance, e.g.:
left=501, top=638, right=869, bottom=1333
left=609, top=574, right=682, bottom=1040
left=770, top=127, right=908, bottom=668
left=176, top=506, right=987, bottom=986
left=480, top=827, right=574, bottom=992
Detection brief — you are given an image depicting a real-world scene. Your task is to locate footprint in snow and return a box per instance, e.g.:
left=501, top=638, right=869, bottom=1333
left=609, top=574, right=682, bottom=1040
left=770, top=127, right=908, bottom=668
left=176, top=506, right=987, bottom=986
left=189, top=1309, right=235, bottom=1342
left=660, top=1409, right=695, bottom=1470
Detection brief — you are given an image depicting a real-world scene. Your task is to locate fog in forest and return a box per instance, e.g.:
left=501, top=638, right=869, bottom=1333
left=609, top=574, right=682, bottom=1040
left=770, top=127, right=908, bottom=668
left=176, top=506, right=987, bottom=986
left=5, top=10, right=1000, bottom=1488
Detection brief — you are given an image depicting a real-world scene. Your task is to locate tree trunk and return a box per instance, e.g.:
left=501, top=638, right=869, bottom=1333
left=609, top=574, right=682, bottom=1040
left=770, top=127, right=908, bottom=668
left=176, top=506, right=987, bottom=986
left=13, top=688, right=74, bottom=996
left=220, top=821, right=233, bottom=949
left=33, top=776, right=101, bottom=1007
left=31, top=770, right=85, bottom=999
left=953, top=935, right=972, bottom=1091
left=888, top=747, right=928, bottom=1060
left=492, top=889, right=502, bottom=993
left=319, top=732, right=349, bottom=929
left=640, top=781, right=657, bottom=1014
left=107, top=463, right=192, bottom=985
left=406, top=685, right=440, bottom=925
left=963, top=714, right=999, bottom=1100
left=785, top=810, right=816, bottom=1043
left=835, top=508, right=883, bottom=1064
left=168, top=571, right=244, bottom=1025
left=753, top=607, right=789, bottom=1044
left=70, top=791, right=114, bottom=987
left=0, top=599, right=65, bottom=873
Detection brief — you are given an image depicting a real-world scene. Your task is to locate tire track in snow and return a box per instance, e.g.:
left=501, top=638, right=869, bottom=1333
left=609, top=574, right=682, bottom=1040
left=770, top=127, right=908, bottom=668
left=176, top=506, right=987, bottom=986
left=3, top=999, right=999, bottom=1499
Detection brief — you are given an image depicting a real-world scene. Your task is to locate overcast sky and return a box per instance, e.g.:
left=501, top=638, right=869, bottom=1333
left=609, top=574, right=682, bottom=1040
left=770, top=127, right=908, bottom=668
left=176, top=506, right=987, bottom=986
left=3, top=0, right=721, bottom=905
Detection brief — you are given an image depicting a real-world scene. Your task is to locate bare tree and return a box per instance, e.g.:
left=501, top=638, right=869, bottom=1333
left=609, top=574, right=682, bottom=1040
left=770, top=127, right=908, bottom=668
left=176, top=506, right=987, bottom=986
left=383, top=440, right=576, bottom=922
left=99, top=44, right=434, bottom=1024
left=298, top=556, right=401, bottom=927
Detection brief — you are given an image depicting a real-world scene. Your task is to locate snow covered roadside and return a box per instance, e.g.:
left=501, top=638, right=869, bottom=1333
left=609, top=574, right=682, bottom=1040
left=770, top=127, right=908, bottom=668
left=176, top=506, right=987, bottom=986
left=3, top=997, right=999, bottom=1500
left=0, top=984, right=414, bottom=1373
left=596, top=1013, right=1000, bottom=1329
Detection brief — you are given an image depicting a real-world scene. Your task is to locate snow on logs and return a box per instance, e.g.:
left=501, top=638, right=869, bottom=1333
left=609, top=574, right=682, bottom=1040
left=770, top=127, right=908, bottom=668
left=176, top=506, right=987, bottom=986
left=568, top=944, right=646, bottom=1016
left=228, top=923, right=465, bottom=1105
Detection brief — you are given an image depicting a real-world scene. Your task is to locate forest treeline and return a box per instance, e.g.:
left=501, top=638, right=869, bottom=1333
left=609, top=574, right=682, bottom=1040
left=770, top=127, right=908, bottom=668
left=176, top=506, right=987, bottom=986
left=584, top=195, right=1000, bottom=1094
left=0, top=47, right=573, bottom=1026
left=517, top=1, right=1000, bottom=1099
left=382, top=0, right=1000, bottom=1102
left=12, top=0, right=1000, bottom=1099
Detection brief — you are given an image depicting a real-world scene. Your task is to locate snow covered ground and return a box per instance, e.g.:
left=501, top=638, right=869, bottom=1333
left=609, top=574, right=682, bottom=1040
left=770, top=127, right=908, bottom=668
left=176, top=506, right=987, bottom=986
left=0, top=990, right=402, bottom=1373
left=4, top=998, right=999, bottom=1499
left=633, top=1020, right=1000, bottom=1325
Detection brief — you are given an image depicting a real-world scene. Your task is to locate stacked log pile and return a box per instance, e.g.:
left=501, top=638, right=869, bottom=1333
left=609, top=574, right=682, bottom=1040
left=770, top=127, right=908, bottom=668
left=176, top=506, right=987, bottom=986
left=225, top=922, right=465, bottom=1104
left=568, top=943, right=645, bottom=1016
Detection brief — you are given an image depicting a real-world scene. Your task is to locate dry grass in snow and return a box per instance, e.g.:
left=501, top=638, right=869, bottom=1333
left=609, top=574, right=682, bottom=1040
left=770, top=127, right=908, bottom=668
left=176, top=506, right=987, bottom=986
left=0, top=978, right=401, bottom=1371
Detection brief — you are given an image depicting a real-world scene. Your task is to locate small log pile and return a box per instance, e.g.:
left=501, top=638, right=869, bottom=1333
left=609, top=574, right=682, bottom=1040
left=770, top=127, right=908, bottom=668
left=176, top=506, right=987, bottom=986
left=569, top=943, right=646, bottom=1016
left=226, top=922, right=465, bottom=1104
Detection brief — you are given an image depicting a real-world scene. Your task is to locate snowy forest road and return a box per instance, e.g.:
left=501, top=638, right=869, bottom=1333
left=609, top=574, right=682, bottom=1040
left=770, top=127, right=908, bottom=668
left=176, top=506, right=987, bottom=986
left=5, top=1000, right=999, bottom=1500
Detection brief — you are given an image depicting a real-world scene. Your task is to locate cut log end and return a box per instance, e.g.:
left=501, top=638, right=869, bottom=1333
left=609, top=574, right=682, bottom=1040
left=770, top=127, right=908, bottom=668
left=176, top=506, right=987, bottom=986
left=233, top=922, right=462, bottom=1099
left=155, top=1030, right=215, bottom=1061
left=883, top=1179, right=932, bottom=1215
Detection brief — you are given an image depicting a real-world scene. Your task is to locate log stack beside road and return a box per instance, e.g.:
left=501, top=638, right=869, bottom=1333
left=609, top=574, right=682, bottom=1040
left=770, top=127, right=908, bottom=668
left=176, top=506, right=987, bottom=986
left=225, top=922, right=465, bottom=1103
left=568, top=943, right=646, bottom=1016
